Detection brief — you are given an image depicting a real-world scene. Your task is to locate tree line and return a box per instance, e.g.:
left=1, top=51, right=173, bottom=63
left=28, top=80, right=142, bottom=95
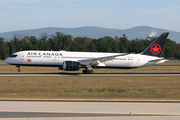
left=0, top=32, right=180, bottom=60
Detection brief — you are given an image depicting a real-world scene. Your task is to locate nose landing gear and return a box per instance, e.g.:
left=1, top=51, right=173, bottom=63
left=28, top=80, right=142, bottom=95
left=16, top=65, right=21, bottom=72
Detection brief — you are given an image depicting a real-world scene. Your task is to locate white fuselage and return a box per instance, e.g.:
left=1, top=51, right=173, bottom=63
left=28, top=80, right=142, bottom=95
left=5, top=50, right=165, bottom=69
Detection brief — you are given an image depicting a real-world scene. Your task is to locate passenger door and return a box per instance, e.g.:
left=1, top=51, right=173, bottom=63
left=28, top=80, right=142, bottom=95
left=20, top=54, right=24, bottom=60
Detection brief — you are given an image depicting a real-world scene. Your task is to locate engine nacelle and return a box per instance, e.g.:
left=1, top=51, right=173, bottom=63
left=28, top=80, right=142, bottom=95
left=62, top=61, right=80, bottom=71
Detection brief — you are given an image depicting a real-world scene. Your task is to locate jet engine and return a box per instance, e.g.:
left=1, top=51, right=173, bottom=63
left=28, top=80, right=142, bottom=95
left=61, top=61, right=80, bottom=71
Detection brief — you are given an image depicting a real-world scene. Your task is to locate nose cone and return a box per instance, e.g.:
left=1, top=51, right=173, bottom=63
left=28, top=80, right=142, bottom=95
left=5, top=57, right=10, bottom=64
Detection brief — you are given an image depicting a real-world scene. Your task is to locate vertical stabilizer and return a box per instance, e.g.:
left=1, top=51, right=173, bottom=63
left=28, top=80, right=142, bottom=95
left=142, top=32, right=169, bottom=56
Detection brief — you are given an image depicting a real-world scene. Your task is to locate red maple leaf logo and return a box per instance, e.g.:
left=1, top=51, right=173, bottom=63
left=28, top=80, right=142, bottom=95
left=150, top=44, right=161, bottom=55
left=152, top=46, right=159, bottom=52
left=27, top=58, right=32, bottom=62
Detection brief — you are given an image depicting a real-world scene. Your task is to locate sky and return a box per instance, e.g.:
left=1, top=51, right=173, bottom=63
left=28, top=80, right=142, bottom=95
left=0, top=0, right=180, bottom=33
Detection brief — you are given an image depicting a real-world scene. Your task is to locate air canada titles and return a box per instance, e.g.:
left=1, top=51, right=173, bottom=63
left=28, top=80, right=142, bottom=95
left=27, top=52, right=63, bottom=57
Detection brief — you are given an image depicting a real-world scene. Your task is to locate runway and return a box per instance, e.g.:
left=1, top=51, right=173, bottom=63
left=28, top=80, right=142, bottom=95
left=0, top=101, right=180, bottom=120
left=0, top=72, right=180, bottom=76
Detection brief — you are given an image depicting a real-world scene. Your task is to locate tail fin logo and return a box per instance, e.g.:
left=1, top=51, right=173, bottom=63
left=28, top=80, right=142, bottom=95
left=150, top=44, right=161, bottom=55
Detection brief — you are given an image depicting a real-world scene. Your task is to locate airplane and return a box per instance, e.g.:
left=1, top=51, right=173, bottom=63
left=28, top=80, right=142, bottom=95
left=5, top=32, right=169, bottom=74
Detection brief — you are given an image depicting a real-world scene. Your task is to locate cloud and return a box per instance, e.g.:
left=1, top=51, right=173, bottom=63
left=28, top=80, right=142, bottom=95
left=148, top=31, right=157, bottom=40
left=149, top=31, right=157, bottom=38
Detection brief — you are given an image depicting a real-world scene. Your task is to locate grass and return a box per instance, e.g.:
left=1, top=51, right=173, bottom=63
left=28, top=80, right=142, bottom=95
left=0, top=76, right=180, bottom=101
left=0, top=62, right=180, bottom=73
left=0, top=62, right=180, bottom=101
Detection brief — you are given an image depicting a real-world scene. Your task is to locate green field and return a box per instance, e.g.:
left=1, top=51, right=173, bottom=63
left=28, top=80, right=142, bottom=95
left=0, top=76, right=180, bottom=101
left=0, top=62, right=180, bottom=101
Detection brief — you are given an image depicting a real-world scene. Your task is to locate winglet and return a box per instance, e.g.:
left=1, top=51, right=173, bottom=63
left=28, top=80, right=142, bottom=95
left=142, top=32, right=169, bottom=57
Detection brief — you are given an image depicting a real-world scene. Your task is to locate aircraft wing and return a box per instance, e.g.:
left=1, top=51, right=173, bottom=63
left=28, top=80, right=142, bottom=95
left=79, top=53, right=129, bottom=65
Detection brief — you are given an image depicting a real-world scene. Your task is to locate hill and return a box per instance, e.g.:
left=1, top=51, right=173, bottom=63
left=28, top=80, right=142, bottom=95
left=0, top=26, right=180, bottom=42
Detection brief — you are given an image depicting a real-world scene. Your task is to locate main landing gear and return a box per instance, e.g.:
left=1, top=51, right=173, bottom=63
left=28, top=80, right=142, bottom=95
left=82, top=70, right=94, bottom=74
left=16, top=65, right=21, bottom=72
left=82, top=65, right=94, bottom=74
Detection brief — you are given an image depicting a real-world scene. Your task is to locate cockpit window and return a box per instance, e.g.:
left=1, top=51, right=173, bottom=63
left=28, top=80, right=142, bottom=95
left=9, top=54, right=17, bottom=57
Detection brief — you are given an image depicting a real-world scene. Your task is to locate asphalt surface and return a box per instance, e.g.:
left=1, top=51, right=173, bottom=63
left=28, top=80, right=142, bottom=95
left=0, top=101, right=180, bottom=120
left=0, top=112, right=124, bottom=118
left=0, top=112, right=175, bottom=118
left=0, top=72, right=180, bottom=76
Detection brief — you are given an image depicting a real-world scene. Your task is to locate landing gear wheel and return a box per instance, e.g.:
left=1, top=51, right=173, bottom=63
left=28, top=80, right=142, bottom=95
left=90, top=70, right=94, bottom=74
left=17, top=69, right=21, bottom=72
left=83, top=70, right=86, bottom=74
left=82, top=70, right=94, bottom=74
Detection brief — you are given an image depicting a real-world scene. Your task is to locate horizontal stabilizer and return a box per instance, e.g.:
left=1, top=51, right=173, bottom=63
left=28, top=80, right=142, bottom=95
left=148, top=58, right=168, bottom=62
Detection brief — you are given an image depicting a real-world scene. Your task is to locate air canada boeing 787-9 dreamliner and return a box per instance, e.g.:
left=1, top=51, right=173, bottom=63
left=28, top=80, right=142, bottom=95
left=5, top=32, right=169, bottom=74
